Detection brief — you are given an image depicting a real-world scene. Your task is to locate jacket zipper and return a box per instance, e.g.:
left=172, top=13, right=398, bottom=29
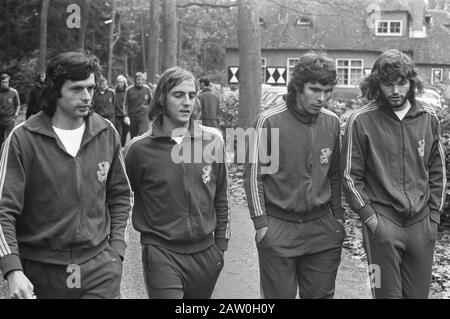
left=400, top=122, right=413, bottom=224
left=70, top=156, right=83, bottom=263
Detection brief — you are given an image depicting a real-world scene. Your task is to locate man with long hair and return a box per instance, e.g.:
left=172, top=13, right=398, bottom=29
left=0, top=51, right=132, bottom=299
left=124, top=66, right=230, bottom=299
left=342, top=49, right=446, bottom=298
left=244, top=52, right=345, bottom=299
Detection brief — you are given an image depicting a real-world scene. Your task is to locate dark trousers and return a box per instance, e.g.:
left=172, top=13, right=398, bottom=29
left=362, top=214, right=437, bottom=299
left=257, top=212, right=344, bottom=299
left=141, top=244, right=224, bottom=299
left=21, top=246, right=123, bottom=299
left=114, top=116, right=129, bottom=147
left=130, top=115, right=149, bottom=139
left=0, top=120, right=15, bottom=147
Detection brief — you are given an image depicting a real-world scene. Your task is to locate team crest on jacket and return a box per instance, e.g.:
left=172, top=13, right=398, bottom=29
left=417, top=139, right=425, bottom=158
left=202, top=165, right=212, bottom=184
left=320, top=148, right=332, bottom=165
left=97, top=162, right=110, bottom=183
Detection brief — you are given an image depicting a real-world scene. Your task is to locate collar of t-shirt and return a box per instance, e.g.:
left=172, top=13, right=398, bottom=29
left=394, top=100, right=411, bottom=121
left=52, top=122, right=86, bottom=157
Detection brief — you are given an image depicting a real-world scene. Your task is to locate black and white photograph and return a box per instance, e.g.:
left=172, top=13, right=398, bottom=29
left=1, top=0, right=450, bottom=306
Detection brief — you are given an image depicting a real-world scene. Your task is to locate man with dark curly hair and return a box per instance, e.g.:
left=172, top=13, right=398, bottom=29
left=342, top=49, right=446, bottom=299
left=244, top=52, right=344, bottom=299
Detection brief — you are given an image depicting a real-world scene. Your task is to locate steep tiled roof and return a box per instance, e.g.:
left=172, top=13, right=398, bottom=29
left=228, top=0, right=450, bottom=65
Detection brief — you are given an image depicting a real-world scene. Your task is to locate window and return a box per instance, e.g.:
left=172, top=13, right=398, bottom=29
left=287, top=58, right=300, bottom=84
left=261, top=58, right=267, bottom=83
left=431, top=68, right=443, bottom=85
left=375, top=20, right=402, bottom=36
left=336, top=59, right=364, bottom=87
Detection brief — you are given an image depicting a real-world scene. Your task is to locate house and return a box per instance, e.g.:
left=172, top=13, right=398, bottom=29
left=225, top=0, right=450, bottom=101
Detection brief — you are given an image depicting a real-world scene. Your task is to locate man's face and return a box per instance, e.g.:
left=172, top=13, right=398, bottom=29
left=296, top=82, right=334, bottom=116
left=39, top=73, right=46, bottom=83
left=379, top=77, right=411, bottom=109
left=99, top=81, right=108, bottom=91
left=164, top=79, right=196, bottom=128
left=135, top=76, right=145, bottom=87
left=1, top=78, right=9, bottom=90
left=56, top=73, right=95, bottom=121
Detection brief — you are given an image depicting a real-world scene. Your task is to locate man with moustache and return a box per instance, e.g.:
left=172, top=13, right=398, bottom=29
left=342, top=49, right=446, bottom=299
left=0, top=51, right=133, bottom=299
left=124, top=67, right=230, bottom=299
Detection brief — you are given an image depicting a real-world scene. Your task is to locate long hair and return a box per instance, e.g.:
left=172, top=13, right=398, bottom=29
left=41, top=51, right=101, bottom=117
left=115, top=74, right=128, bottom=91
left=148, top=67, right=197, bottom=120
left=284, top=52, right=337, bottom=108
left=359, top=49, right=424, bottom=104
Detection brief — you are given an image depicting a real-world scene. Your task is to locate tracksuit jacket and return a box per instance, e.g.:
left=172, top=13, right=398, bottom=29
left=0, top=111, right=133, bottom=278
left=244, top=102, right=345, bottom=230
left=92, top=88, right=115, bottom=121
left=124, top=116, right=231, bottom=253
left=199, top=88, right=221, bottom=121
left=0, top=87, right=20, bottom=123
left=115, top=86, right=126, bottom=118
left=124, top=85, right=152, bottom=118
left=342, top=100, right=446, bottom=226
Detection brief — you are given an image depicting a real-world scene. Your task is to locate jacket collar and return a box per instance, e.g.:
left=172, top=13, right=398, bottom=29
left=24, top=111, right=110, bottom=145
left=378, top=99, right=426, bottom=120
left=286, top=101, right=319, bottom=124
left=151, top=113, right=202, bottom=139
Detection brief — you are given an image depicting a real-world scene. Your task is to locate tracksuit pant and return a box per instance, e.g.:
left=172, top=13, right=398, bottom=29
left=0, top=120, right=15, bottom=147
left=257, top=211, right=345, bottom=299
left=142, top=244, right=224, bottom=299
left=129, top=115, right=149, bottom=139
left=362, top=214, right=437, bottom=299
left=21, top=246, right=123, bottom=299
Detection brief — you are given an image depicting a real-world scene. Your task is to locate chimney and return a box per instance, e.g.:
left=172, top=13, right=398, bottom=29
left=410, top=0, right=427, bottom=38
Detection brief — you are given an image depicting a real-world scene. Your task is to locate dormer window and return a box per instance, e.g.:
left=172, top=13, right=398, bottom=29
left=375, top=20, right=402, bottom=36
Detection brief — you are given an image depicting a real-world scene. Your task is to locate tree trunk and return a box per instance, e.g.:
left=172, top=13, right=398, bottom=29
left=147, top=0, right=161, bottom=84
left=78, top=0, right=91, bottom=50
left=39, top=0, right=50, bottom=73
left=5, top=0, right=11, bottom=62
left=237, top=0, right=262, bottom=129
left=140, top=12, right=147, bottom=72
left=161, top=0, right=177, bottom=72
left=107, top=0, right=117, bottom=83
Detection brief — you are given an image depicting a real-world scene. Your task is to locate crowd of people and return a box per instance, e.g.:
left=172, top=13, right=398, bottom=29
left=0, top=49, right=445, bottom=299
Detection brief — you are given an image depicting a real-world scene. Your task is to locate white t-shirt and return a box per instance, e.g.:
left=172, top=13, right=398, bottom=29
left=53, top=122, right=86, bottom=157
left=394, top=101, right=411, bottom=121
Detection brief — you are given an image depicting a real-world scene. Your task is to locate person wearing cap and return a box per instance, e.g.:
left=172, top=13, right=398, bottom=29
left=244, top=52, right=344, bottom=299
left=342, top=49, right=446, bottom=298
left=92, top=76, right=115, bottom=123
left=0, top=51, right=132, bottom=299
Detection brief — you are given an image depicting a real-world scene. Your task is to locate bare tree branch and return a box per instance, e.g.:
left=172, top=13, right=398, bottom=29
left=176, top=1, right=237, bottom=9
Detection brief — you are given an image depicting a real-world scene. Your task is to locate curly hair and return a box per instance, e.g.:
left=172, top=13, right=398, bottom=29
left=148, top=67, right=197, bottom=120
left=359, top=49, right=424, bottom=104
left=284, top=52, right=337, bottom=108
left=41, top=51, right=101, bottom=117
